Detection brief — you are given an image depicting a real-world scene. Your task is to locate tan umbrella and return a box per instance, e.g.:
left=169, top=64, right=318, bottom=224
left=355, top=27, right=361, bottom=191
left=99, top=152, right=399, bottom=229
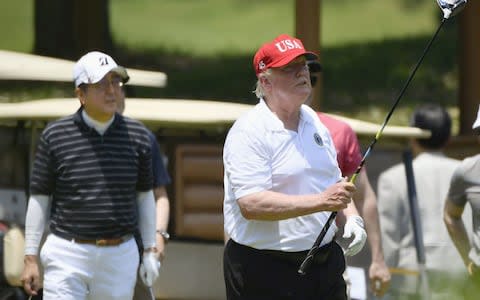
left=0, top=98, right=429, bottom=138
left=0, top=50, right=167, bottom=87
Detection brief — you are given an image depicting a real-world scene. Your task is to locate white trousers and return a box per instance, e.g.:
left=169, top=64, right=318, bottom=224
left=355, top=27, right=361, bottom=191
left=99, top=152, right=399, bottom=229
left=40, top=233, right=139, bottom=300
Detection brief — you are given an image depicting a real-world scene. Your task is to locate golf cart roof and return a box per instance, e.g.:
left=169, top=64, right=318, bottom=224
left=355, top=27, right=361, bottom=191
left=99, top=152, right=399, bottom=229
left=0, top=50, right=167, bottom=87
left=0, top=98, right=430, bottom=138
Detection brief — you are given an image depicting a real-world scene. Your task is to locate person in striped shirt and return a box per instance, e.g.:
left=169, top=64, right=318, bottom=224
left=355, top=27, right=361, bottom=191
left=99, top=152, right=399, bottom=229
left=20, top=51, right=159, bottom=300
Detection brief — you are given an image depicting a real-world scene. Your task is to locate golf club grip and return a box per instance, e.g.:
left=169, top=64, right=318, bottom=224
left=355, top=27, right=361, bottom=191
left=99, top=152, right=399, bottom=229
left=298, top=211, right=337, bottom=275
left=298, top=169, right=361, bottom=275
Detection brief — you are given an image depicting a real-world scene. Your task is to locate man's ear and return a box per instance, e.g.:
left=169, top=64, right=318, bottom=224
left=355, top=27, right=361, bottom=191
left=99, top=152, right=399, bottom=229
left=260, top=74, right=272, bottom=91
left=75, top=87, right=86, bottom=106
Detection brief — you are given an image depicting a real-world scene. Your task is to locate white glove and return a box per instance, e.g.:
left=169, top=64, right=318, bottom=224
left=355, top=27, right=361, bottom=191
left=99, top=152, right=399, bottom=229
left=342, top=215, right=367, bottom=257
left=139, top=251, right=161, bottom=287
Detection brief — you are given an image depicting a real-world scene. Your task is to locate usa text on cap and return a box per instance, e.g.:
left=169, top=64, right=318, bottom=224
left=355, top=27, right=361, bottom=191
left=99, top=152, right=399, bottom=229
left=253, top=34, right=318, bottom=76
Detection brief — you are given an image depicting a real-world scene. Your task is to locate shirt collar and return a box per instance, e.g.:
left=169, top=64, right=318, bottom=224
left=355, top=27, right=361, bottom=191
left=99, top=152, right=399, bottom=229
left=73, top=107, right=122, bottom=132
left=258, top=98, right=314, bottom=132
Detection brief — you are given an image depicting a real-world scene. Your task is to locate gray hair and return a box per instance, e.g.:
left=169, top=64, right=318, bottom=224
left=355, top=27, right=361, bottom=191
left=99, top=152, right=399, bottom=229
left=253, top=69, right=272, bottom=99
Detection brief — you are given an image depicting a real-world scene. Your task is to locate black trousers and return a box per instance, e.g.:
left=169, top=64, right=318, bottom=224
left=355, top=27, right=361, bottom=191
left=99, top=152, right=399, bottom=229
left=223, top=239, right=347, bottom=300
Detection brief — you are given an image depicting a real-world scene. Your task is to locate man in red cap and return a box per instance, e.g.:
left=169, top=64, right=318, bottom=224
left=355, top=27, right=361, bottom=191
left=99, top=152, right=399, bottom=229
left=223, top=34, right=367, bottom=299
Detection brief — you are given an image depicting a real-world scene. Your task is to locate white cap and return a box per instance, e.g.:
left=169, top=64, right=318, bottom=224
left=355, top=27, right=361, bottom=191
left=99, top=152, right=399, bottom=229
left=473, top=104, right=480, bottom=130
left=73, top=51, right=129, bottom=87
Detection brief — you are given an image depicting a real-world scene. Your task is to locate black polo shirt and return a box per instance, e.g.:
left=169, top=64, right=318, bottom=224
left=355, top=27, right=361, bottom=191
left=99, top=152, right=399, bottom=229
left=30, top=108, right=153, bottom=239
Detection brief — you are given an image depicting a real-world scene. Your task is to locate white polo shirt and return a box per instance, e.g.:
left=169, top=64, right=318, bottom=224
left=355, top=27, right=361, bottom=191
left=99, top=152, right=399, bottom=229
left=223, top=99, right=342, bottom=251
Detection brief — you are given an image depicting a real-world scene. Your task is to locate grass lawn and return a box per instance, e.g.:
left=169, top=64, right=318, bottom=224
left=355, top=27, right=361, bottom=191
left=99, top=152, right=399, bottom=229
left=0, top=0, right=460, bottom=128
left=109, top=0, right=440, bottom=55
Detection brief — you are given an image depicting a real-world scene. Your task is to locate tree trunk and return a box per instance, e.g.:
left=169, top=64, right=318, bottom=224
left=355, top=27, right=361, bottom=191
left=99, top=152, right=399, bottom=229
left=295, top=0, right=322, bottom=111
left=34, top=0, right=75, bottom=58
left=34, top=0, right=113, bottom=59
left=458, top=1, right=480, bottom=135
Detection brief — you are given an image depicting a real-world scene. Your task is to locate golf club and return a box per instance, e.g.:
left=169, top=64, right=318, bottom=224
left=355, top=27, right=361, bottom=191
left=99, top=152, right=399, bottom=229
left=298, top=0, right=468, bottom=275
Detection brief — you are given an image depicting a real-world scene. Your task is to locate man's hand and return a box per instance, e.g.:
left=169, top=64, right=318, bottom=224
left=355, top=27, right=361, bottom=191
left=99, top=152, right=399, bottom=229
left=21, top=255, right=41, bottom=296
left=369, top=260, right=391, bottom=297
left=322, top=179, right=356, bottom=212
left=139, top=250, right=161, bottom=287
left=343, top=215, right=367, bottom=256
left=468, top=261, right=479, bottom=277
left=155, top=232, right=168, bottom=262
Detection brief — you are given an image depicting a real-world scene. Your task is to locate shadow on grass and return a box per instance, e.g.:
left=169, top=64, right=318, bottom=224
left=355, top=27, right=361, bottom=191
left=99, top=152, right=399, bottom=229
left=322, top=22, right=458, bottom=114
left=118, top=22, right=458, bottom=116
left=0, top=23, right=458, bottom=123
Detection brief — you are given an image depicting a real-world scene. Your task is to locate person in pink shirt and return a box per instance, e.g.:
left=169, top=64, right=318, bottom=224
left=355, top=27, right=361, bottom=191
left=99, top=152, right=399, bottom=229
left=317, top=114, right=362, bottom=176
left=309, top=61, right=391, bottom=298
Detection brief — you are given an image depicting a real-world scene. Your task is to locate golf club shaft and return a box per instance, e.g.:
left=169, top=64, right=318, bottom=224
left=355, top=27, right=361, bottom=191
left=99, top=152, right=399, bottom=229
left=298, top=17, right=447, bottom=275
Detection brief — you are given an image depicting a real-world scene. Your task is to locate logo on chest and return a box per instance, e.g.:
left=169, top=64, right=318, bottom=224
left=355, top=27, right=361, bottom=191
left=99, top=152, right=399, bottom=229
left=313, top=133, right=323, bottom=146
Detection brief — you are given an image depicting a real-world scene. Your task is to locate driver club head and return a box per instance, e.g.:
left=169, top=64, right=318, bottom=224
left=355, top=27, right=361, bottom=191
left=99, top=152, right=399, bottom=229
left=436, top=0, right=467, bottom=19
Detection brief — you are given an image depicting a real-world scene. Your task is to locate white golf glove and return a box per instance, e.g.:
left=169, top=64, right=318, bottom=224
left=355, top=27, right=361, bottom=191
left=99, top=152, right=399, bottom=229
left=342, top=215, right=367, bottom=257
left=139, top=251, right=161, bottom=287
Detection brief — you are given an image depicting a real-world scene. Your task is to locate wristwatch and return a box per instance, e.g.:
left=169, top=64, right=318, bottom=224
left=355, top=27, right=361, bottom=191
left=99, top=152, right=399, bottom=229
left=144, top=246, right=158, bottom=253
left=156, top=230, right=170, bottom=243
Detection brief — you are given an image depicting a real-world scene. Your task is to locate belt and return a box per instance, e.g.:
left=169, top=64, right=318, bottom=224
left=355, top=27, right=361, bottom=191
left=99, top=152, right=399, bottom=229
left=262, top=242, right=334, bottom=266
left=55, top=232, right=132, bottom=247
left=230, top=239, right=334, bottom=267
left=73, top=236, right=132, bottom=246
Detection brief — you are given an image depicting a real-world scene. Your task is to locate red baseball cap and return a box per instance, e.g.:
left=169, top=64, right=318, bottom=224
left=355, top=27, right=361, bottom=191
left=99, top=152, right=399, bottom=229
left=253, top=34, right=318, bottom=76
